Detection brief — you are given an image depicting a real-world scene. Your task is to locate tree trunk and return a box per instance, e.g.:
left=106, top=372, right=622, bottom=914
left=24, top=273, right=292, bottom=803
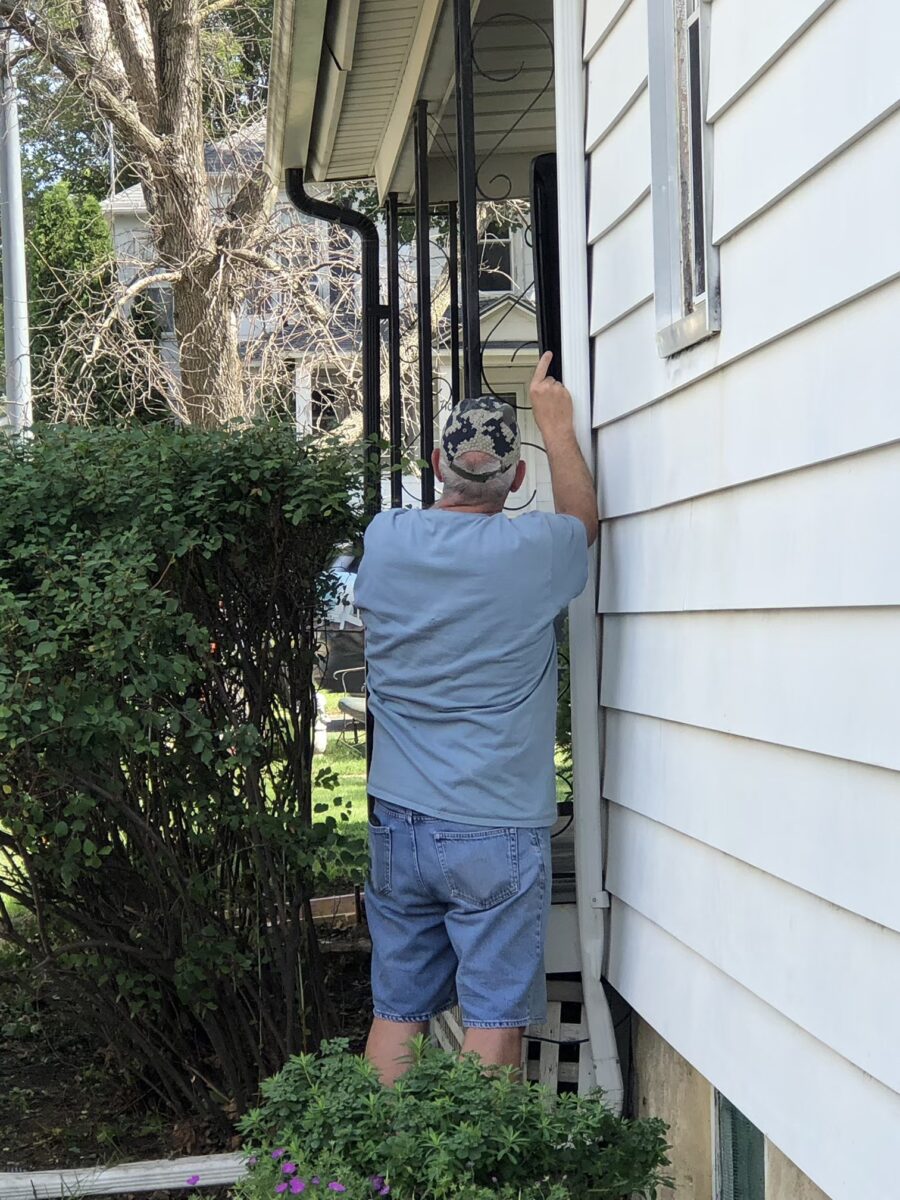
left=172, top=260, right=245, bottom=425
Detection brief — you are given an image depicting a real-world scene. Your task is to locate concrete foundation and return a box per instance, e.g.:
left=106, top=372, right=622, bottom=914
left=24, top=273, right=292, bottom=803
left=633, top=1018, right=714, bottom=1200
left=766, top=1141, right=832, bottom=1200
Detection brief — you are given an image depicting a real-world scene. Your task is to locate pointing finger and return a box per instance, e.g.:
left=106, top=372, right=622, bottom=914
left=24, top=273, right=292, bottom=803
left=532, top=350, right=554, bottom=385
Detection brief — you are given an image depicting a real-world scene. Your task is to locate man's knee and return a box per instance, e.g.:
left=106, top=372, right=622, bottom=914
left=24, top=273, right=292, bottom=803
left=461, top=1025, right=524, bottom=1070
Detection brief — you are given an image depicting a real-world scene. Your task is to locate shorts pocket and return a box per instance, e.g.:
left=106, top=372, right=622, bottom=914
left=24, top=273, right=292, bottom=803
left=434, top=829, right=519, bottom=909
left=368, top=825, right=392, bottom=897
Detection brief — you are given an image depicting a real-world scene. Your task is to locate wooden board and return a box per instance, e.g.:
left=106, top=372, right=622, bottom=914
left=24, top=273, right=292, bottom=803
left=0, top=1155, right=246, bottom=1200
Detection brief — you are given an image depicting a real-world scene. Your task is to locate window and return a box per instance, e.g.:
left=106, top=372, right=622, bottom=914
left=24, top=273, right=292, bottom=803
left=648, top=0, right=720, bottom=356
left=478, top=223, right=514, bottom=294
left=716, top=1094, right=765, bottom=1200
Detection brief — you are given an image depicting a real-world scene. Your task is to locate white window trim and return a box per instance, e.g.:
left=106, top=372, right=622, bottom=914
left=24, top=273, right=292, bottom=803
left=648, top=0, right=720, bottom=357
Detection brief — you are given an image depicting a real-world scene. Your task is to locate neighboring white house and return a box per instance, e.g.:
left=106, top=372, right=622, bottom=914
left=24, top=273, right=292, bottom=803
left=266, top=2, right=900, bottom=1197
left=102, top=135, right=550, bottom=514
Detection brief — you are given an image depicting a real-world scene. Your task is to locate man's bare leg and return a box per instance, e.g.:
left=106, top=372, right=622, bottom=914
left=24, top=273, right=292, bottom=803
left=461, top=1026, right=524, bottom=1073
left=365, top=1017, right=428, bottom=1085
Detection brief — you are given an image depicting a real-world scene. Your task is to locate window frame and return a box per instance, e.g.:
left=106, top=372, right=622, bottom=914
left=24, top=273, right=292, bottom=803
left=648, top=0, right=720, bottom=357
left=477, top=222, right=515, bottom=296
left=714, top=1092, right=766, bottom=1200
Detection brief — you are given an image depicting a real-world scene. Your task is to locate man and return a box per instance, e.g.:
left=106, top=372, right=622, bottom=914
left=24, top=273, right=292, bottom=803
left=353, top=352, right=598, bottom=1084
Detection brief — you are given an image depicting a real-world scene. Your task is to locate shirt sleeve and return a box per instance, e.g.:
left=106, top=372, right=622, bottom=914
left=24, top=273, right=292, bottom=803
left=548, top=513, right=589, bottom=612
left=351, top=513, right=386, bottom=616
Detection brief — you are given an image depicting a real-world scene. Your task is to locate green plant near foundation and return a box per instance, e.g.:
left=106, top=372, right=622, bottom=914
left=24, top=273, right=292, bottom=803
left=236, top=1039, right=671, bottom=1200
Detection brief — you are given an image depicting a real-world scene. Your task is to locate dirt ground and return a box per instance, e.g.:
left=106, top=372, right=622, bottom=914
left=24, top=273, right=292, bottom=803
left=0, top=926, right=372, bottom=1171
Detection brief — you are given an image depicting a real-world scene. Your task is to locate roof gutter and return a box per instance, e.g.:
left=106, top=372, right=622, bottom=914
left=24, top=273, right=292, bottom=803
left=284, top=167, right=382, bottom=518
left=553, top=0, right=624, bottom=1112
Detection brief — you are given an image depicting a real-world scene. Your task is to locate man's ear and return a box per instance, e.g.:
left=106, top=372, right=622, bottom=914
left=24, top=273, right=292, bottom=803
left=509, top=459, right=527, bottom=493
left=431, top=448, right=444, bottom=482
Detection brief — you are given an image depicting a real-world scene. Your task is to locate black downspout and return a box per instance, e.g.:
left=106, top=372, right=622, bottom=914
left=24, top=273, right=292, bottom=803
left=285, top=167, right=383, bottom=518
left=285, top=167, right=382, bottom=820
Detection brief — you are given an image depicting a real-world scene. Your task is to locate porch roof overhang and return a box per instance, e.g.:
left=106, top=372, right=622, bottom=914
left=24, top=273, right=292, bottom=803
left=266, top=0, right=555, bottom=203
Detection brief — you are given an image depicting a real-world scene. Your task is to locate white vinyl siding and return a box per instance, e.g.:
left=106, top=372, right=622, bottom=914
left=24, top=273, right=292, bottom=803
left=581, top=1, right=900, bottom=1198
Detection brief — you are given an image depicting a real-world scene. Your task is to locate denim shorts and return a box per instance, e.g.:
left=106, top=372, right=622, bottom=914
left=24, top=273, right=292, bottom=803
left=366, top=798, right=552, bottom=1029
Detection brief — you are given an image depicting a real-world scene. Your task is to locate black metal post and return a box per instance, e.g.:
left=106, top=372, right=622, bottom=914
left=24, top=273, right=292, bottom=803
left=448, top=200, right=461, bottom=407
left=386, top=192, right=403, bottom=509
left=453, top=0, right=482, bottom=399
left=414, top=100, right=435, bottom=506
left=285, top=168, right=382, bottom=517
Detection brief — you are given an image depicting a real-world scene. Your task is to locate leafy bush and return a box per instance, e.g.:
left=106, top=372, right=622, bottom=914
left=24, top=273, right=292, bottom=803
left=236, top=1040, right=670, bottom=1200
left=0, top=423, right=364, bottom=1126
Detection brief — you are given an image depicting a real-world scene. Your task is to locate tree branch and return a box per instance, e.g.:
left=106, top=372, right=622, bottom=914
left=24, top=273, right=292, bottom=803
left=0, top=0, right=164, bottom=163
left=85, top=268, right=182, bottom=364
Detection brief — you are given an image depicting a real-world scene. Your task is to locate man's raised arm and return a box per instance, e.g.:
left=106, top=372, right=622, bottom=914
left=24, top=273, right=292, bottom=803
left=529, top=351, right=599, bottom=546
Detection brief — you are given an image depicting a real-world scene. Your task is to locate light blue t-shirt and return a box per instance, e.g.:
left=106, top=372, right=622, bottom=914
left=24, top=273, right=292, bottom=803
left=353, top=508, right=588, bottom=828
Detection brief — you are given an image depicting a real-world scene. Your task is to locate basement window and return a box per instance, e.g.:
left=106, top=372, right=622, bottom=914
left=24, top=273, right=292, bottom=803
left=716, top=1093, right=765, bottom=1200
left=648, top=0, right=720, bottom=356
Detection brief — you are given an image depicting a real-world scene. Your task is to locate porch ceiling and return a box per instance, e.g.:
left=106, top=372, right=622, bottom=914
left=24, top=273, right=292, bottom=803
left=267, top=0, right=555, bottom=202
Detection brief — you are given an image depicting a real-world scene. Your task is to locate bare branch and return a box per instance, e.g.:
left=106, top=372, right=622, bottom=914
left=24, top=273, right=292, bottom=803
left=0, top=0, right=163, bottom=162
left=85, top=268, right=182, bottom=365
left=199, top=0, right=238, bottom=16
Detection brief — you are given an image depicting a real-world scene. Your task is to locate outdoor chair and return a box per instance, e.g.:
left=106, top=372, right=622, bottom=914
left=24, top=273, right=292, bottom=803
left=334, top=665, right=366, bottom=753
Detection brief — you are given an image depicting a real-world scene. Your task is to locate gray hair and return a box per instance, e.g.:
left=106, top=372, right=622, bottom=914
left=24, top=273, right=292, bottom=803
left=438, top=449, right=517, bottom=508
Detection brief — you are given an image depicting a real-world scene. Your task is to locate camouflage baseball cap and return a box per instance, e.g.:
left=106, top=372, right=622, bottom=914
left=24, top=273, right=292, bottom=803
left=440, top=396, right=521, bottom=482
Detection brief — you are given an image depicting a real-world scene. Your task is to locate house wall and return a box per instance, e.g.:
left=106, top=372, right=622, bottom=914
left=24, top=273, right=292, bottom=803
left=580, top=2, right=900, bottom=1197
left=634, top=1018, right=833, bottom=1200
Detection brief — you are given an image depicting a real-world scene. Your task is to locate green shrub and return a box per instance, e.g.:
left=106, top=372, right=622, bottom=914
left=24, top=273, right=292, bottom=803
left=0, top=422, right=364, bottom=1126
left=235, top=1039, right=670, bottom=1200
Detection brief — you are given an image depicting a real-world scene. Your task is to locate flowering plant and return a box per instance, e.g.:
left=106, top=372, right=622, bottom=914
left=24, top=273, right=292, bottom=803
left=235, top=1039, right=670, bottom=1200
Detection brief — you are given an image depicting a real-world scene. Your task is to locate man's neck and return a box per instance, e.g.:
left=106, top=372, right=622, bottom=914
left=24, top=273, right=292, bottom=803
left=432, top=498, right=503, bottom=515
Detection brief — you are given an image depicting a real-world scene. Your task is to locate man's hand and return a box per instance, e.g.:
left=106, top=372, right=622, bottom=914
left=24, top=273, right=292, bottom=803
left=529, top=351, right=599, bottom=546
left=530, top=351, right=574, bottom=444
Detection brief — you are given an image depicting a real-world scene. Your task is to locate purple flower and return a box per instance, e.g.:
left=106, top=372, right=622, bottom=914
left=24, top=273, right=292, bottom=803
left=311, top=1180, right=320, bottom=1186
left=272, top=1150, right=286, bottom=1161
left=379, top=1189, right=390, bottom=1196
left=369, top=1178, right=384, bottom=1191
left=327, top=1186, right=346, bottom=1194
left=248, top=1158, right=258, bottom=1167
left=275, top=1185, right=288, bottom=1195
left=186, top=1176, right=200, bottom=1187
left=282, top=1164, right=297, bottom=1176
left=290, top=1181, right=305, bottom=1194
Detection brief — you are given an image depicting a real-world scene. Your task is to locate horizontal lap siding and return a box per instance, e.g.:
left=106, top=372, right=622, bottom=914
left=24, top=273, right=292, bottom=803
left=603, top=711, right=900, bottom=933
left=584, top=2, right=900, bottom=1191
left=607, top=903, right=900, bottom=1200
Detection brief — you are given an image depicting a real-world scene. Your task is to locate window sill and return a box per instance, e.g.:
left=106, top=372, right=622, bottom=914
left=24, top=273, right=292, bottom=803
left=656, top=297, right=721, bottom=358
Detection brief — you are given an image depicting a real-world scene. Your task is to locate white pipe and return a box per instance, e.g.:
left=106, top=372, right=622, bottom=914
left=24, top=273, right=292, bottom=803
left=552, top=0, right=624, bottom=1112
left=0, top=32, right=33, bottom=433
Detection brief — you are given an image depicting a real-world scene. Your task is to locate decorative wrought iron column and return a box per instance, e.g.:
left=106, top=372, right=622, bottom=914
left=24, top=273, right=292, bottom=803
left=447, top=200, right=461, bottom=407
left=453, top=0, right=482, bottom=399
left=386, top=192, right=403, bottom=509
left=414, top=99, right=436, bottom=506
